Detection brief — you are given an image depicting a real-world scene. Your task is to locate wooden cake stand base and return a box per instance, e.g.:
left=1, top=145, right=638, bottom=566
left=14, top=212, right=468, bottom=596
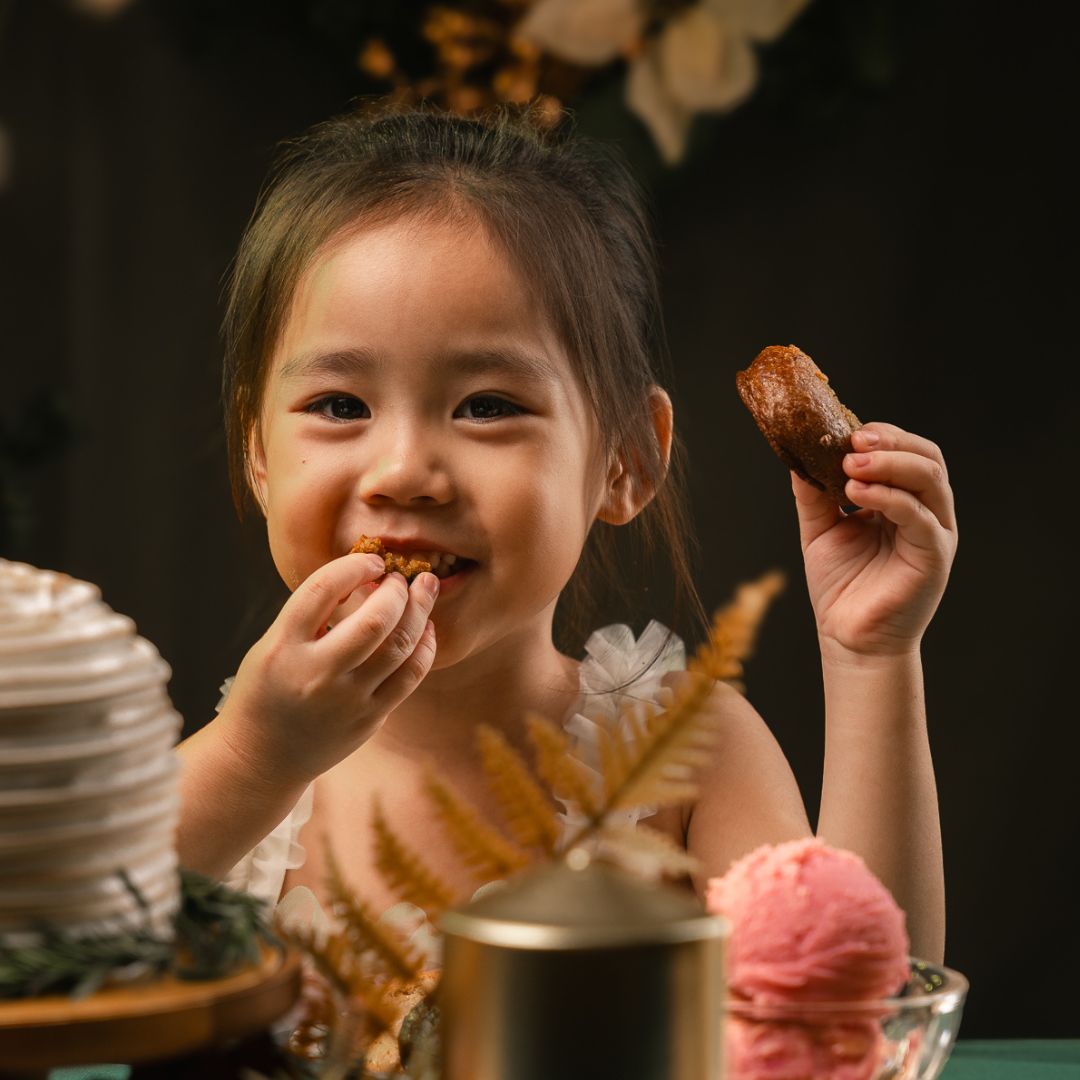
left=0, top=945, right=302, bottom=1077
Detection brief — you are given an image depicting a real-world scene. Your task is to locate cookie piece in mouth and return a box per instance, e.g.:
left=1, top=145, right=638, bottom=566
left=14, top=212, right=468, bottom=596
left=735, top=344, right=862, bottom=506
left=350, top=535, right=433, bottom=581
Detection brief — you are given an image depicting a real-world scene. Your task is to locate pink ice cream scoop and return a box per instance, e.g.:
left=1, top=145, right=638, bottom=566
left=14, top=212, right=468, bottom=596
left=706, top=838, right=910, bottom=1005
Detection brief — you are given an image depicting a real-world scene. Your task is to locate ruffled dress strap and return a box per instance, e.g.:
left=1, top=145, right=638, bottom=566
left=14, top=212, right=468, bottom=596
left=221, top=782, right=315, bottom=906
left=557, top=619, right=686, bottom=842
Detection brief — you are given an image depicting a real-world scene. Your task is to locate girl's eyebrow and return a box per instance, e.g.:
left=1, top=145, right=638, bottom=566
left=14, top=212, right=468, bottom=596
left=279, top=345, right=559, bottom=385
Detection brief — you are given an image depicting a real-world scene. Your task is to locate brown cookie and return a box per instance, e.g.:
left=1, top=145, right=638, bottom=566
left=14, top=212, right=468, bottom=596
left=735, top=345, right=862, bottom=505
left=350, top=535, right=432, bottom=581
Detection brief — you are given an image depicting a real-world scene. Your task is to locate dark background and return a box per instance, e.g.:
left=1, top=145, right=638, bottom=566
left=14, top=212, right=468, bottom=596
left=1, top=0, right=1075, bottom=1038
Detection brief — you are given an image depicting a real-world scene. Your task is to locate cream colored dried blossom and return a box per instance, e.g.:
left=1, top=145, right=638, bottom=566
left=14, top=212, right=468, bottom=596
left=626, top=0, right=810, bottom=164
left=625, top=47, right=694, bottom=166
left=704, top=0, right=811, bottom=42
left=516, top=0, right=645, bottom=66
left=658, top=6, right=757, bottom=111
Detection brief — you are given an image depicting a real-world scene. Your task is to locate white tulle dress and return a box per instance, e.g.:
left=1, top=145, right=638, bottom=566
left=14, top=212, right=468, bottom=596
left=219, top=620, right=686, bottom=965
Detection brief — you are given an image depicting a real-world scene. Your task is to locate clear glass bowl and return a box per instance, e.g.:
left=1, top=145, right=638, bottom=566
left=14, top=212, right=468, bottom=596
left=724, top=958, right=968, bottom=1080
left=278, top=958, right=968, bottom=1079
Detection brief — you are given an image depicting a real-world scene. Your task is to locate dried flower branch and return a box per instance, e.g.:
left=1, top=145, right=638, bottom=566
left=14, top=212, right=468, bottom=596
left=692, top=570, right=785, bottom=689
left=561, top=569, right=786, bottom=851
left=424, top=767, right=532, bottom=882
left=527, top=712, right=601, bottom=818
left=275, top=921, right=358, bottom=1002
left=564, top=669, right=720, bottom=855
left=476, top=723, right=561, bottom=854
left=372, top=799, right=458, bottom=916
left=600, top=821, right=702, bottom=879
left=326, top=846, right=425, bottom=982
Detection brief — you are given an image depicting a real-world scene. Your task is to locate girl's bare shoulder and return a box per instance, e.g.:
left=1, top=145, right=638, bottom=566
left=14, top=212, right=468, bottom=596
left=663, top=676, right=812, bottom=888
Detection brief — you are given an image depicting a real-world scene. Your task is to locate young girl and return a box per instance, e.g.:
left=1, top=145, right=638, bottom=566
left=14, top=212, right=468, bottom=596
left=176, top=103, right=957, bottom=963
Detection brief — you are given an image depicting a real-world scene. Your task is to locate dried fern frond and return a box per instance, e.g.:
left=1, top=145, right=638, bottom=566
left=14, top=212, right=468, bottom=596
left=599, top=670, right=721, bottom=816
left=600, top=821, right=702, bottom=879
left=594, top=702, right=714, bottom=806
left=349, top=974, right=402, bottom=1034
left=275, top=921, right=359, bottom=1001
left=285, top=965, right=339, bottom=1063
left=325, top=844, right=424, bottom=983
left=372, top=798, right=458, bottom=916
left=561, top=573, right=783, bottom=852
left=476, top=724, right=561, bottom=854
left=691, top=570, right=785, bottom=688
left=423, top=767, right=531, bottom=882
left=527, top=712, right=600, bottom=818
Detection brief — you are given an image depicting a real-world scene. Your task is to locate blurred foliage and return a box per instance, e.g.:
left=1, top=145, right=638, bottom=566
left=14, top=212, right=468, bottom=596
left=152, top=0, right=902, bottom=182
left=0, top=868, right=274, bottom=1000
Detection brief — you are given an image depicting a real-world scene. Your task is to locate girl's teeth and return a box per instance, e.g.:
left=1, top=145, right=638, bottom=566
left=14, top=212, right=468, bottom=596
left=412, top=551, right=456, bottom=571
left=402, top=551, right=466, bottom=579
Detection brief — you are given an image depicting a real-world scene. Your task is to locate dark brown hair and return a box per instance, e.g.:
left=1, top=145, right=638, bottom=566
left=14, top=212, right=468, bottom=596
left=222, top=100, right=707, bottom=654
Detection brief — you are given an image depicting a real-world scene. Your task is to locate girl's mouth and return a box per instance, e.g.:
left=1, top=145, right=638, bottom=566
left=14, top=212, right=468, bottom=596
left=411, top=551, right=477, bottom=580
left=350, top=536, right=477, bottom=582
left=427, top=558, right=477, bottom=595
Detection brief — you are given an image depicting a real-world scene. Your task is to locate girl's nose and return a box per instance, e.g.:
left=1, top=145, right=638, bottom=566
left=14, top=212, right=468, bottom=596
left=356, top=424, right=454, bottom=506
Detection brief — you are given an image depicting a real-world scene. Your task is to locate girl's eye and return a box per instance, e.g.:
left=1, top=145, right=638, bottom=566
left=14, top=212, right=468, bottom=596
left=307, top=395, right=369, bottom=421
left=457, top=395, right=525, bottom=422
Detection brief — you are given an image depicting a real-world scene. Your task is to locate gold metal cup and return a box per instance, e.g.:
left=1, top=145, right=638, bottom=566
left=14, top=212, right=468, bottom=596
left=439, top=855, right=727, bottom=1080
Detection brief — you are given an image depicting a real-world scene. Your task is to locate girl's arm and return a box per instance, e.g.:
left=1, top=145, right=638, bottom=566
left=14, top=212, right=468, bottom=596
left=175, top=552, right=439, bottom=880
left=794, top=422, right=958, bottom=963
left=817, top=648, right=944, bottom=962
left=175, top=710, right=311, bottom=880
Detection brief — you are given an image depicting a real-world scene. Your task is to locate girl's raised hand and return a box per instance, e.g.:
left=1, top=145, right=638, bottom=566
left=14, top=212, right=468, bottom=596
left=216, top=552, right=439, bottom=788
left=791, top=423, right=958, bottom=660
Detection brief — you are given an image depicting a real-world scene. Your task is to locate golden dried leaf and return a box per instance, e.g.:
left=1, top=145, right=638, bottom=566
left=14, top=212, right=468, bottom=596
left=358, top=38, right=397, bottom=80
left=494, top=63, right=539, bottom=103
left=351, top=974, right=402, bottom=1034
left=276, top=921, right=356, bottom=1000
left=692, top=570, right=785, bottom=685
left=325, top=844, right=424, bottom=982
left=527, top=712, right=600, bottom=818
left=600, top=821, right=702, bottom=879
left=372, top=798, right=458, bottom=916
left=423, top=767, right=531, bottom=881
left=606, top=671, right=721, bottom=813
left=476, top=724, right=561, bottom=854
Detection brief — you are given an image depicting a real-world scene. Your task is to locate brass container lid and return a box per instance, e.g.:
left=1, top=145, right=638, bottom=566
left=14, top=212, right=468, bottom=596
left=439, top=855, right=728, bottom=950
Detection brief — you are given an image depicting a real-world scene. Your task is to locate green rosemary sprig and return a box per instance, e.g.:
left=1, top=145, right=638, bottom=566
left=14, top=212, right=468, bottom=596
left=174, top=867, right=280, bottom=980
left=0, top=867, right=277, bottom=1000
left=0, top=922, right=172, bottom=1001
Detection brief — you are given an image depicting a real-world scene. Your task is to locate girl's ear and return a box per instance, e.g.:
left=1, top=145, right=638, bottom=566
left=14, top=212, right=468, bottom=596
left=246, top=428, right=269, bottom=518
left=596, top=386, right=673, bottom=526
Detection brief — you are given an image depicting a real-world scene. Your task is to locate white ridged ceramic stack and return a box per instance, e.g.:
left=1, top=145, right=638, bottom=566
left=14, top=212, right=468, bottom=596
left=0, top=559, right=182, bottom=944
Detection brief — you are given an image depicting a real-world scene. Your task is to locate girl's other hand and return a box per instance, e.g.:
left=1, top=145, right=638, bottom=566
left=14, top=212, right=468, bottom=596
left=791, top=423, right=958, bottom=661
left=216, top=553, right=439, bottom=789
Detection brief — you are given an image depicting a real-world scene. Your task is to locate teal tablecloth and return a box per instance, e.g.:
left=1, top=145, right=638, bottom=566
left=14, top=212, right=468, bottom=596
left=48, top=1041, right=1080, bottom=1078
left=941, top=1040, right=1080, bottom=1079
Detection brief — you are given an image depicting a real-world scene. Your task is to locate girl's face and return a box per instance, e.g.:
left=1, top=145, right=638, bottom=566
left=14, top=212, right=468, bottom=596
left=250, top=214, right=612, bottom=668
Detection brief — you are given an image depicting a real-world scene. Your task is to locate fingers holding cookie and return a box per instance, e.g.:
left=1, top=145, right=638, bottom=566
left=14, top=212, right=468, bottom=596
left=322, top=568, right=439, bottom=682
left=843, top=424, right=956, bottom=534
left=790, top=469, right=844, bottom=549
